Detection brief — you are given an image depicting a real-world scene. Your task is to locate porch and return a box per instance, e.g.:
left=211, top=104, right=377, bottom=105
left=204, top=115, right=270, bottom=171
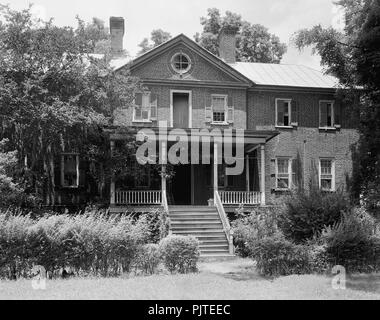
left=107, top=127, right=277, bottom=211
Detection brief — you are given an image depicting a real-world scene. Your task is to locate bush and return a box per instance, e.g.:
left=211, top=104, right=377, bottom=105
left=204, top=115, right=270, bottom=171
left=279, top=188, right=349, bottom=243
left=231, top=207, right=278, bottom=257
left=0, top=210, right=151, bottom=279
left=159, top=235, right=200, bottom=273
left=133, top=243, right=161, bottom=275
left=247, top=231, right=310, bottom=276
left=320, top=207, right=380, bottom=272
left=140, top=209, right=170, bottom=243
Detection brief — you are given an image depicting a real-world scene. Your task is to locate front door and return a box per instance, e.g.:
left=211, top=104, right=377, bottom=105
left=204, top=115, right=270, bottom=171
left=172, top=92, right=189, bottom=128
left=171, top=164, right=192, bottom=205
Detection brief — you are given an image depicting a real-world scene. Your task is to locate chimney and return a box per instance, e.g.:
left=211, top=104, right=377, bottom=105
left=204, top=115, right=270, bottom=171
left=218, top=28, right=237, bottom=64
left=110, top=17, right=125, bottom=55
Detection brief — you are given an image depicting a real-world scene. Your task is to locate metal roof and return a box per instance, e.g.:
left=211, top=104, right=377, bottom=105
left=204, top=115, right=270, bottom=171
left=229, top=62, right=339, bottom=89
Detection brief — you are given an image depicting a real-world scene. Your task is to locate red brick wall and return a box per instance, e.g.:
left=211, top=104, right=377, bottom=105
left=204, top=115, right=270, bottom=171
left=247, top=89, right=359, bottom=203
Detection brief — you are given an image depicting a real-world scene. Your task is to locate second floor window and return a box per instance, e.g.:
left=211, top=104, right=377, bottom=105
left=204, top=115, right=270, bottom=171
left=133, top=92, right=158, bottom=122
left=206, top=95, right=234, bottom=124
left=276, top=99, right=297, bottom=127
left=319, top=101, right=335, bottom=128
left=276, top=157, right=292, bottom=190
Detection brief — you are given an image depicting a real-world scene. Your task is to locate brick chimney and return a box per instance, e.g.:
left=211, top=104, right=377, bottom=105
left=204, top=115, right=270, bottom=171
left=218, top=28, right=237, bottom=64
left=109, top=17, right=125, bottom=55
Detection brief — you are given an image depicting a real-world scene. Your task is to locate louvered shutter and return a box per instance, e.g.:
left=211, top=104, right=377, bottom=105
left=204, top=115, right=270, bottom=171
left=291, top=158, right=297, bottom=189
left=134, top=93, right=143, bottom=120
left=270, top=158, right=276, bottom=190
left=205, top=95, right=212, bottom=123
left=150, top=93, right=158, bottom=120
left=227, top=96, right=234, bottom=123
left=291, top=100, right=298, bottom=126
left=334, top=103, right=341, bottom=127
left=277, top=100, right=284, bottom=126
left=320, top=102, right=327, bottom=127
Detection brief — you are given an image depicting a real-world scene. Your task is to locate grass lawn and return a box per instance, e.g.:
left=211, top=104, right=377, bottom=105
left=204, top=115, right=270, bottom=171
left=1, top=258, right=379, bottom=300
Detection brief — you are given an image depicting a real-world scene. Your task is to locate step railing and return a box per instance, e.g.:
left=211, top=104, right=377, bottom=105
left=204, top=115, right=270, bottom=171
left=115, top=190, right=162, bottom=205
left=214, top=191, right=234, bottom=255
left=162, top=190, right=172, bottom=236
left=219, top=191, right=261, bottom=205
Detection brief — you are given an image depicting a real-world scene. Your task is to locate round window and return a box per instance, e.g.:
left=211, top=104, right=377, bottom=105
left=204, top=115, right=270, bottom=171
left=171, top=52, right=191, bottom=73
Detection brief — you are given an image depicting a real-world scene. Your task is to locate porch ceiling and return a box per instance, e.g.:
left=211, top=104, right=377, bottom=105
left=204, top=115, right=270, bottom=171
left=105, top=126, right=279, bottom=145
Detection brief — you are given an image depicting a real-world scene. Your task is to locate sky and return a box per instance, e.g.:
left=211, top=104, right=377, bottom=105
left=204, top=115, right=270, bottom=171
left=5, top=0, right=345, bottom=71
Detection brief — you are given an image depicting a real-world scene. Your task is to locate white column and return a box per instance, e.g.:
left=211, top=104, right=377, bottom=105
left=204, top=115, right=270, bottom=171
left=245, top=154, right=250, bottom=192
left=260, top=144, right=266, bottom=205
left=161, top=141, right=167, bottom=194
left=110, top=140, right=116, bottom=205
left=213, top=141, right=218, bottom=197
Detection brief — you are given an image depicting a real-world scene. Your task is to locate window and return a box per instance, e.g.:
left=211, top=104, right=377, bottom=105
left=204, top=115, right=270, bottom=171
left=319, top=158, right=335, bottom=191
left=205, top=95, right=234, bottom=124
left=171, top=52, right=191, bottom=73
left=133, top=92, right=158, bottom=122
left=319, top=101, right=334, bottom=128
left=61, top=153, right=79, bottom=187
left=276, top=157, right=292, bottom=190
left=276, top=98, right=296, bottom=127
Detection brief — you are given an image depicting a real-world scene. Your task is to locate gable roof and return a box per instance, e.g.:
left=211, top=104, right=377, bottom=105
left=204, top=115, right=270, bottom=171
left=111, top=34, right=253, bottom=85
left=229, top=62, right=338, bottom=89
left=110, top=34, right=339, bottom=90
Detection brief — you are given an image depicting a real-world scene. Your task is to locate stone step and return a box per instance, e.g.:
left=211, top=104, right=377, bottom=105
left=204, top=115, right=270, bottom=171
left=171, top=224, right=223, bottom=229
left=170, top=216, right=220, bottom=221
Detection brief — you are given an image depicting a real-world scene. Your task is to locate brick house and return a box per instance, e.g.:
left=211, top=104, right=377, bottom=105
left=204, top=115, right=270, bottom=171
left=87, top=17, right=358, bottom=256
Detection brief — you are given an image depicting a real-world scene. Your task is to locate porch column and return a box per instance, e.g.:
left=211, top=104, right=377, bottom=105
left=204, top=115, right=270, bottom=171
left=260, top=144, right=266, bottom=205
left=110, top=140, right=115, bottom=205
left=245, top=154, right=250, bottom=192
left=161, top=141, right=167, bottom=194
left=213, top=141, right=218, bottom=197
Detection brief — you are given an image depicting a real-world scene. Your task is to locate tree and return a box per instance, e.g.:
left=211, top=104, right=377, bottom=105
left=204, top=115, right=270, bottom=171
left=0, top=4, right=141, bottom=206
left=292, top=0, right=380, bottom=214
left=194, top=8, right=287, bottom=63
left=138, top=29, right=172, bottom=55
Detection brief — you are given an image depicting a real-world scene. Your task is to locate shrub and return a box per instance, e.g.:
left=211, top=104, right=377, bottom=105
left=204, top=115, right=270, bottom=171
left=159, top=235, right=200, bottom=273
left=248, top=231, right=310, bottom=276
left=279, top=188, right=349, bottom=243
left=307, top=244, right=330, bottom=273
left=231, top=207, right=278, bottom=257
left=320, top=207, right=380, bottom=272
left=0, top=210, right=151, bottom=279
left=133, top=243, right=161, bottom=275
left=140, top=209, right=170, bottom=243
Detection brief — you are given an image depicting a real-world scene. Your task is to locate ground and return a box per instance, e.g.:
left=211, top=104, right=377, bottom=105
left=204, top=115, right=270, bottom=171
left=1, top=258, right=379, bottom=300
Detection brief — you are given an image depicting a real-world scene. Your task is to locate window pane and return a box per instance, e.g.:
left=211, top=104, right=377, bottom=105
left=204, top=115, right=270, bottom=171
left=284, top=101, right=289, bottom=126
left=212, top=97, right=226, bottom=111
left=320, top=159, right=332, bottom=174
left=135, top=106, right=142, bottom=119
left=277, top=178, right=289, bottom=189
left=321, top=178, right=332, bottom=190
left=213, top=112, right=225, bottom=122
left=277, top=159, right=289, bottom=174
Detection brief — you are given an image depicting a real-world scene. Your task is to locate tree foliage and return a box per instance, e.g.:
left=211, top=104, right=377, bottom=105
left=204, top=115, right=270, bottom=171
left=292, top=0, right=380, bottom=214
left=194, top=8, right=287, bottom=63
left=0, top=5, right=141, bottom=206
left=138, top=29, right=172, bottom=55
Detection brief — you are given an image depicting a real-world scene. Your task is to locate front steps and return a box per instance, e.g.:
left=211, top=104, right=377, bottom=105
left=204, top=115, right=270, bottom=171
left=169, top=206, right=234, bottom=258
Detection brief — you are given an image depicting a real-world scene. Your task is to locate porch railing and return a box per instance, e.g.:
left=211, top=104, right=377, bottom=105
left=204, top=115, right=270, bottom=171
left=214, top=191, right=234, bottom=255
left=219, top=191, right=261, bottom=205
left=115, top=190, right=162, bottom=205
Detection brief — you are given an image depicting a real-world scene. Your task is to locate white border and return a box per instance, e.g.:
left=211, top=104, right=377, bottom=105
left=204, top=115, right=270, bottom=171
left=275, top=98, right=293, bottom=128
left=170, top=89, right=192, bottom=128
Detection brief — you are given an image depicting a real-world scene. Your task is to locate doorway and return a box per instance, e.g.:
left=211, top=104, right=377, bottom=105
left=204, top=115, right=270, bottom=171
left=170, top=164, right=192, bottom=205
left=171, top=91, right=191, bottom=128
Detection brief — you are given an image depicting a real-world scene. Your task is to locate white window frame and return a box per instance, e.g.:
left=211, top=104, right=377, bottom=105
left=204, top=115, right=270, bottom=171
left=171, top=52, right=192, bottom=74
left=319, top=158, right=335, bottom=191
left=211, top=94, right=228, bottom=125
left=133, top=92, right=153, bottom=123
left=275, top=157, right=292, bottom=190
left=60, top=153, right=79, bottom=188
left=275, top=98, right=292, bottom=128
left=319, top=100, right=335, bottom=129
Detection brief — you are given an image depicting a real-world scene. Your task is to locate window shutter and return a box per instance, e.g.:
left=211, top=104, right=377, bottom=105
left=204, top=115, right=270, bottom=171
left=205, top=94, right=212, bottom=122
left=205, top=106, right=212, bottom=123
left=227, top=96, right=234, bottom=123
left=291, top=100, right=298, bottom=126
left=277, top=100, right=284, bottom=126
left=150, top=93, right=158, bottom=120
left=320, top=102, right=327, bottom=127
left=270, top=158, right=276, bottom=189
left=135, top=93, right=142, bottom=106
left=334, top=103, right=341, bottom=127
left=291, top=159, right=297, bottom=189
